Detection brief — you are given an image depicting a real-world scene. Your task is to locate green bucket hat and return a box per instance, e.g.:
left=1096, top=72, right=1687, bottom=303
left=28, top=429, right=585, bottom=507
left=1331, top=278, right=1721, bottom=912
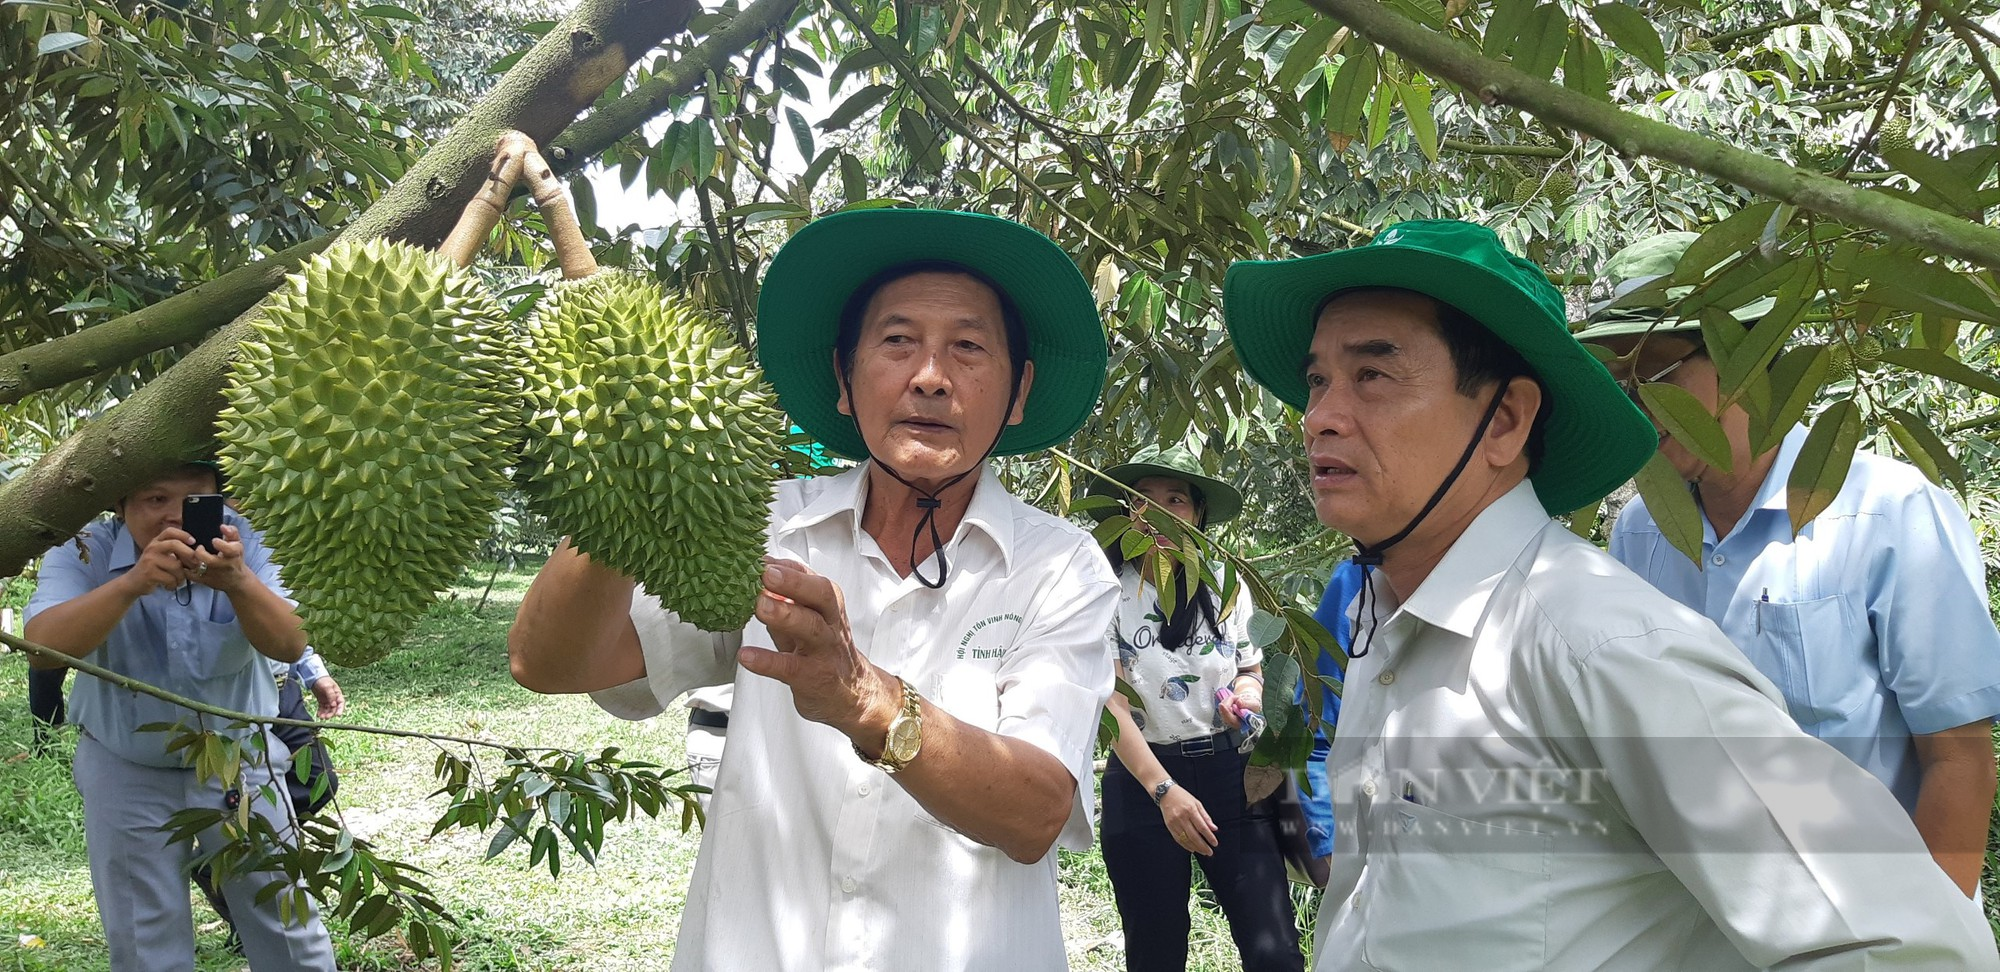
left=1084, top=445, right=1244, bottom=525
left=1222, top=218, right=1655, bottom=515
left=755, top=208, right=1108, bottom=461
left=1572, top=231, right=1775, bottom=343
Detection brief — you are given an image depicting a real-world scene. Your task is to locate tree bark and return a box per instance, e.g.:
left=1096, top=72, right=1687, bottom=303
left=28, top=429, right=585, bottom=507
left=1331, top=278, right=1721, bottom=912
left=0, top=0, right=707, bottom=576
left=1307, top=0, right=2000, bottom=270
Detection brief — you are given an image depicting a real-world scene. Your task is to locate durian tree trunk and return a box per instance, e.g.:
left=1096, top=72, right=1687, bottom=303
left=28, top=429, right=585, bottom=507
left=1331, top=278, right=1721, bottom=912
left=0, top=0, right=797, bottom=577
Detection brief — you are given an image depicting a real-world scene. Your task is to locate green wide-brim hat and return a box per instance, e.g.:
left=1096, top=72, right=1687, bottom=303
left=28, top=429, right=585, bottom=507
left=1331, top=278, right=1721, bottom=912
left=1222, top=219, right=1656, bottom=515
left=1084, top=445, right=1244, bottom=525
left=755, top=208, right=1108, bottom=460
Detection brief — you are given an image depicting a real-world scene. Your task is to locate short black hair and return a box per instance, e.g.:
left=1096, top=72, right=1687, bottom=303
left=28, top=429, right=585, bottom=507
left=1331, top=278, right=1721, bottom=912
left=834, top=260, right=1031, bottom=386
left=1319, top=287, right=1551, bottom=473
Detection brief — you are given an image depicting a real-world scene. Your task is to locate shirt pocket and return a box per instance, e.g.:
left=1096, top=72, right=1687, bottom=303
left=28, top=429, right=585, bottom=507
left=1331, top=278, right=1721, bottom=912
left=1756, top=595, right=1869, bottom=728
left=1360, top=802, right=1549, bottom=971
left=175, top=618, right=258, bottom=684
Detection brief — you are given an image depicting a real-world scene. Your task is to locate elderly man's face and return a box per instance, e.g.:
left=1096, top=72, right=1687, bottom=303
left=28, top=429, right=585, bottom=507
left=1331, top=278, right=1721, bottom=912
left=117, top=467, right=220, bottom=552
left=835, top=272, right=1033, bottom=487
left=1300, top=291, right=1509, bottom=544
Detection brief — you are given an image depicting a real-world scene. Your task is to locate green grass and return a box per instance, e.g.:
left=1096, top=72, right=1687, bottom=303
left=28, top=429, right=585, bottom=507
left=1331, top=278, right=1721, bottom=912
left=0, top=567, right=1272, bottom=971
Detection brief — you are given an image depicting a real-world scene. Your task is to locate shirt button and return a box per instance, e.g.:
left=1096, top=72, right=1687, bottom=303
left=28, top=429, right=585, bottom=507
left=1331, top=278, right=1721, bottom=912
left=858, top=782, right=871, bottom=797
left=841, top=876, right=858, bottom=893
left=1376, top=670, right=1396, bottom=686
left=1711, top=553, right=1726, bottom=566
left=1361, top=779, right=1378, bottom=798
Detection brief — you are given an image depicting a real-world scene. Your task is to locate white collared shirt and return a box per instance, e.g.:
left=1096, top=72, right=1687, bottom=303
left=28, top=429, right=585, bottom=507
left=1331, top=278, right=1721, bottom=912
left=1313, top=481, right=1996, bottom=972
left=592, top=462, right=1119, bottom=972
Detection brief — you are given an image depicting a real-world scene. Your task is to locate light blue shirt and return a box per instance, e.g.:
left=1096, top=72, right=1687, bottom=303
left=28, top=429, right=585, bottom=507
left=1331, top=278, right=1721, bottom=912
left=26, top=508, right=290, bottom=768
left=1612, top=424, right=2000, bottom=812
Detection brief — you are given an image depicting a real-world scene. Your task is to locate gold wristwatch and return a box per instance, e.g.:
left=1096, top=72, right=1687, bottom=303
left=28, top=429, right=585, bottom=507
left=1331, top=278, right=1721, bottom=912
left=854, top=676, right=924, bottom=773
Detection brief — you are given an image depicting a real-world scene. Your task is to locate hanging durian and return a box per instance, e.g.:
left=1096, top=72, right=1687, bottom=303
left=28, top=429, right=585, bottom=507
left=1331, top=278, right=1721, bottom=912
left=511, top=149, right=787, bottom=633
left=216, top=136, right=531, bottom=666
left=518, top=272, right=786, bottom=632
left=217, top=238, right=523, bottom=666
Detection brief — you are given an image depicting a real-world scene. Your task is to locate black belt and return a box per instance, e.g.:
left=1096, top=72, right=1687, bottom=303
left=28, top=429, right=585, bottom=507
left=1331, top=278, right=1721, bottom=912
left=688, top=708, right=729, bottom=730
left=1150, top=731, right=1229, bottom=759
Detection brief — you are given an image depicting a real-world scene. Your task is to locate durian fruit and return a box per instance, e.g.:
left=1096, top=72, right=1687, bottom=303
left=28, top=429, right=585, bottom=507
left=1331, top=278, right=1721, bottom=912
left=219, top=239, right=522, bottom=666
left=1879, top=117, right=1913, bottom=153
left=1544, top=170, right=1577, bottom=203
left=1512, top=177, right=1540, bottom=204
left=1826, top=343, right=1855, bottom=382
left=1855, top=333, right=1885, bottom=362
left=519, top=272, right=786, bottom=632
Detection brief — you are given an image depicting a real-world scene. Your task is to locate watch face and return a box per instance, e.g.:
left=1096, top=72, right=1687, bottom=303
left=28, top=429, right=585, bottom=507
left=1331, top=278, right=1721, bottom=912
left=886, top=717, right=923, bottom=763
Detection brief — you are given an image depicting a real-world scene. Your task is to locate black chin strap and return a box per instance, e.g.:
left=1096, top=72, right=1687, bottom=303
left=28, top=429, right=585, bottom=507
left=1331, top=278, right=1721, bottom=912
left=1347, top=386, right=1510, bottom=658
left=841, top=371, right=1022, bottom=590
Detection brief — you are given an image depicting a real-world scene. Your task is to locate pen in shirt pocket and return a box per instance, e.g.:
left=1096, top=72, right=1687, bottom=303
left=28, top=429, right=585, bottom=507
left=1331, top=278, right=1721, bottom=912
left=1756, top=587, right=1769, bottom=633
left=1403, top=781, right=1421, bottom=806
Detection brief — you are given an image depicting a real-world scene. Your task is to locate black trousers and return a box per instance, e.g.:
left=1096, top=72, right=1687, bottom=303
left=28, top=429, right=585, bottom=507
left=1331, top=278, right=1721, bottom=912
left=28, top=665, right=67, bottom=745
left=1102, top=735, right=1303, bottom=972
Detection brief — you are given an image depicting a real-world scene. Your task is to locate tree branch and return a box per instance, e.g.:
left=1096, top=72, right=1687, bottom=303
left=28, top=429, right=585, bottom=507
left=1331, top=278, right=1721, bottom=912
left=1305, top=0, right=2000, bottom=270
left=1441, top=138, right=1565, bottom=157
left=1710, top=12, right=1818, bottom=49
left=1934, top=0, right=2000, bottom=109
left=0, top=0, right=705, bottom=577
left=542, top=0, right=802, bottom=175
left=1, top=631, right=559, bottom=754
left=0, top=235, right=333, bottom=406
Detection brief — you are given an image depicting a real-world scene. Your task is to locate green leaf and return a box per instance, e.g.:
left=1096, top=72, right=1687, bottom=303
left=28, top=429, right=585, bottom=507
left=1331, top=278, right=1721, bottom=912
left=839, top=153, right=868, bottom=203
left=821, top=84, right=894, bottom=131
left=785, top=107, right=814, bottom=161
left=1397, top=80, right=1438, bottom=162
left=1144, top=0, right=1167, bottom=50
left=1483, top=0, right=1536, bottom=58
left=1885, top=407, right=1966, bottom=488
left=1674, top=201, right=1779, bottom=283
left=1049, top=54, right=1074, bottom=116
left=1696, top=306, right=1746, bottom=362
left=1634, top=452, right=1704, bottom=566
left=1880, top=147, right=1983, bottom=214
left=1128, top=59, right=1167, bottom=123
left=1562, top=30, right=1608, bottom=100
left=1878, top=347, right=2000, bottom=399
left=356, top=3, right=423, bottom=23
left=1277, top=20, right=1341, bottom=94
left=1712, top=261, right=1809, bottom=398
left=1638, top=382, right=1731, bottom=474
left=1324, top=47, right=1376, bottom=136
left=1588, top=2, right=1665, bottom=73
left=1512, top=5, right=1569, bottom=82
left=1750, top=344, right=1829, bottom=455
left=1785, top=399, right=1860, bottom=535
left=1248, top=608, right=1286, bottom=649
left=37, top=31, right=89, bottom=56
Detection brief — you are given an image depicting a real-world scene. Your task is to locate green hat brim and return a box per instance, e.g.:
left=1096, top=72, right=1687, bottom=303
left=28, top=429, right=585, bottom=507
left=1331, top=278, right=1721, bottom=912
left=756, top=209, right=1107, bottom=460
left=1084, top=461, right=1244, bottom=525
left=1223, top=244, right=1657, bottom=516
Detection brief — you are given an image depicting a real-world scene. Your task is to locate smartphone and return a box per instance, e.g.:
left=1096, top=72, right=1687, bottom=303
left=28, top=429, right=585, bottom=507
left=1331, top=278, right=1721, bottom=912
left=182, top=493, right=225, bottom=554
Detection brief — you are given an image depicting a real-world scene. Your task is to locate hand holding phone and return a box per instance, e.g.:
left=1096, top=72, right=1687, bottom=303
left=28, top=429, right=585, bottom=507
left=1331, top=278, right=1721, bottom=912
left=182, top=493, right=225, bottom=554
